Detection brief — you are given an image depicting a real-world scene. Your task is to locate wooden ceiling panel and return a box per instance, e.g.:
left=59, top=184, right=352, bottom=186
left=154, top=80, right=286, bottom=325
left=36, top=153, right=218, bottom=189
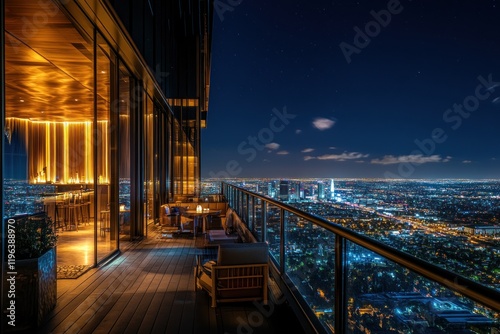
left=5, top=0, right=109, bottom=122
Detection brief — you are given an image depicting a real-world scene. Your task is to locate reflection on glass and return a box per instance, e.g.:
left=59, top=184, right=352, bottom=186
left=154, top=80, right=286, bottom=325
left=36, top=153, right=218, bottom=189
left=266, top=203, right=281, bottom=263
left=285, top=213, right=336, bottom=332
left=118, top=65, right=131, bottom=238
left=248, top=196, right=254, bottom=232
left=254, top=198, right=263, bottom=241
left=144, top=95, right=154, bottom=224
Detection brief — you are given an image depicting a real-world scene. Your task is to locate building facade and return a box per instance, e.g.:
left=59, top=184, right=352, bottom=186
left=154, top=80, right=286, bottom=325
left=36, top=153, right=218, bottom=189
left=1, top=0, right=212, bottom=291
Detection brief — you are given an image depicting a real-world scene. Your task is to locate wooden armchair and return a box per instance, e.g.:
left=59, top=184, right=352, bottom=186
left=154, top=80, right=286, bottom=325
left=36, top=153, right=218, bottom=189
left=195, top=242, right=269, bottom=307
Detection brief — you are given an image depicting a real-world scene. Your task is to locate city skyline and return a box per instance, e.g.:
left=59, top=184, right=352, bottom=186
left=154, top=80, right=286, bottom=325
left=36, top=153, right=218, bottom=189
left=202, top=0, right=500, bottom=179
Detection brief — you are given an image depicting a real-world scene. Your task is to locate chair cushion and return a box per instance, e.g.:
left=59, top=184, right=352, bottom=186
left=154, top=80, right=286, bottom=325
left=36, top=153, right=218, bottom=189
left=208, top=230, right=238, bottom=244
left=217, top=242, right=268, bottom=266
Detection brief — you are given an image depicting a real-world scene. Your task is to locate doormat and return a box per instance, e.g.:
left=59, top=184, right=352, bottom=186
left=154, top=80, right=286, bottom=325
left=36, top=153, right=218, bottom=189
left=57, top=265, right=92, bottom=279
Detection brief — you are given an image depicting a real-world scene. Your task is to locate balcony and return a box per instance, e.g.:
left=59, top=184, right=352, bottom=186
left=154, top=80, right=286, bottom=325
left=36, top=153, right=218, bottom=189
left=36, top=182, right=499, bottom=333
left=35, top=224, right=304, bottom=333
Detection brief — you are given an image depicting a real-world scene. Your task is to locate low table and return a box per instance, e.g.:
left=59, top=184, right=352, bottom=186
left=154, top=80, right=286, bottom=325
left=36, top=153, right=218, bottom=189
left=184, top=209, right=220, bottom=235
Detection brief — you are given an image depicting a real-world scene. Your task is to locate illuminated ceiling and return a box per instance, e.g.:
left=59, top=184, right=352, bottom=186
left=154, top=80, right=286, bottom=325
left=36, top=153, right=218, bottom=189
left=5, top=0, right=110, bottom=122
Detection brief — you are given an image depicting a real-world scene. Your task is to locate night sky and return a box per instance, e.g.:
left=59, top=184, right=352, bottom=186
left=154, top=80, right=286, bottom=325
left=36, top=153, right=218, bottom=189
left=202, top=0, right=500, bottom=179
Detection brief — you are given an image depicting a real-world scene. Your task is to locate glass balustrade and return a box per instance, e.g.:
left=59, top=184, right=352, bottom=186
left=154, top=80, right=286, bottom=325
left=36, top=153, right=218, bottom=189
left=222, top=182, right=500, bottom=334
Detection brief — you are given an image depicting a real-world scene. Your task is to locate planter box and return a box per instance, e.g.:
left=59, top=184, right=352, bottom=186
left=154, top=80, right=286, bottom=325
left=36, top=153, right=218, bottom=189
left=5, top=248, right=57, bottom=332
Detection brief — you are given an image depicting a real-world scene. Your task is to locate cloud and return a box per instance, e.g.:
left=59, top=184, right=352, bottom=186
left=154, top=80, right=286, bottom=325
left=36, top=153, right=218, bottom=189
left=295, top=129, right=302, bottom=134
left=265, top=142, right=280, bottom=150
left=462, top=160, right=472, bottom=164
left=317, top=152, right=369, bottom=161
left=371, top=154, right=450, bottom=165
left=329, top=146, right=337, bottom=150
left=304, top=156, right=316, bottom=161
left=302, top=148, right=315, bottom=153
left=277, top=150, right=289, bottom=155
left=312, top=117, right=335, bottom=130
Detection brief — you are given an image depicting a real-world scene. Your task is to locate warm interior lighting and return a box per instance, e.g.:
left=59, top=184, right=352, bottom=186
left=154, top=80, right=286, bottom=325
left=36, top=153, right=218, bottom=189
left=5, top=117, right=111, bottom=184
left=167, top=98, right=199, bottom=107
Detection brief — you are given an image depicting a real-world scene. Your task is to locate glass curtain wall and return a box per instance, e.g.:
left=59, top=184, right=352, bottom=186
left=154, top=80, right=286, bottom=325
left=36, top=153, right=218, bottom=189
left=2, top=0, right=181, bottom=271
left=0, top=0, right=140, bottom=271
left=95, top=33, right=118, bottom=261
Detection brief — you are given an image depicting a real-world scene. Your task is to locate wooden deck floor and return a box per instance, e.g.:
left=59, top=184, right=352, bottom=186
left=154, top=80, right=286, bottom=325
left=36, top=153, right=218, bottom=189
left=36, top=225, right=307, bottom=334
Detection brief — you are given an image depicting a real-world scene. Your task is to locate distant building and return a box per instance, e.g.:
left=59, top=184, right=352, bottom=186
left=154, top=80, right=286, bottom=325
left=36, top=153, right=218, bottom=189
left=268, top=181, right=276, bottom=198
left=464, top=225, right=500, bottom=235
left=289, top=181, right=300, bottom=201
left=318, top=182, right=325, bottom=199
left=279, top=180, right=289, bottom=202
left=330, top=179, right=335, bottom=199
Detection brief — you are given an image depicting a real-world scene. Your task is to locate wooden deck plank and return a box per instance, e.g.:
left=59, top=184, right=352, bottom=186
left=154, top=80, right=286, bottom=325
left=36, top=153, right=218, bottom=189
left=136, top=245, right=179, bottom=333
left=49, top=245, right=152, bottom=333
left=104, top=250, right=171, bottom=333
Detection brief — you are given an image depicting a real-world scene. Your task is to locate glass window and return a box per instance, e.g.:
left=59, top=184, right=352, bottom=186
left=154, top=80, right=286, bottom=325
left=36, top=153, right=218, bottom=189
left=4, top=0, right=97, bottom=271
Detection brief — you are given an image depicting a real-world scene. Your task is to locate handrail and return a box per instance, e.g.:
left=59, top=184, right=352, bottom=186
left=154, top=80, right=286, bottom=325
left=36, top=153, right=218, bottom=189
left=222, top=182, right=500, bottom=313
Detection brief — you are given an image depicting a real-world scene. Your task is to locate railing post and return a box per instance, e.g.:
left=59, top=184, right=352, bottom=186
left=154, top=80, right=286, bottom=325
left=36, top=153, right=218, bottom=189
left=262, top=201, right=267, bottom=243
left=335, top=234, right=347, bottom=334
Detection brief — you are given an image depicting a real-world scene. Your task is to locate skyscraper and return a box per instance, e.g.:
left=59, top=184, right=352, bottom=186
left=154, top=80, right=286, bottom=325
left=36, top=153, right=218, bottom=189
left=268, top=181, right=276, bottom=198
left=318, top=182, right=325, bottom=200
left=331, top=179, right=335, bottom=199
left=279, top=180, right=289, bottom=202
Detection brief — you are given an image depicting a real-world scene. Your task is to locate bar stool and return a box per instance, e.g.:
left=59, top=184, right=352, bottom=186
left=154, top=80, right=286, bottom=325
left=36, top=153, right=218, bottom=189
left=78, top=195, right=91, bottom=225
left=100, top=210, right=110, bottom=236
left=55, top=200, right=67, bottom=231
left=66, top=196, right=80, bottom=231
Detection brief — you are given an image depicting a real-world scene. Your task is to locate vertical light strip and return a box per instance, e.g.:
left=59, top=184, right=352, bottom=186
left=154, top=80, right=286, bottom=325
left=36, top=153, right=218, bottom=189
left=45, top=122, right=50, bottom=181
left=86, top=121, right=92, bottom=183
left=63, top=122, right=69, bottom=183
left=104, top=122, right=109, bottom=183
left=52, top=122, right=56, bottom=182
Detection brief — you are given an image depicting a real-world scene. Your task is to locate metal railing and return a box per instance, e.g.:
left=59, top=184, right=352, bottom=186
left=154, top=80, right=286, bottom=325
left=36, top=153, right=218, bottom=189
left=222, top=182, right=500, bottom=334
